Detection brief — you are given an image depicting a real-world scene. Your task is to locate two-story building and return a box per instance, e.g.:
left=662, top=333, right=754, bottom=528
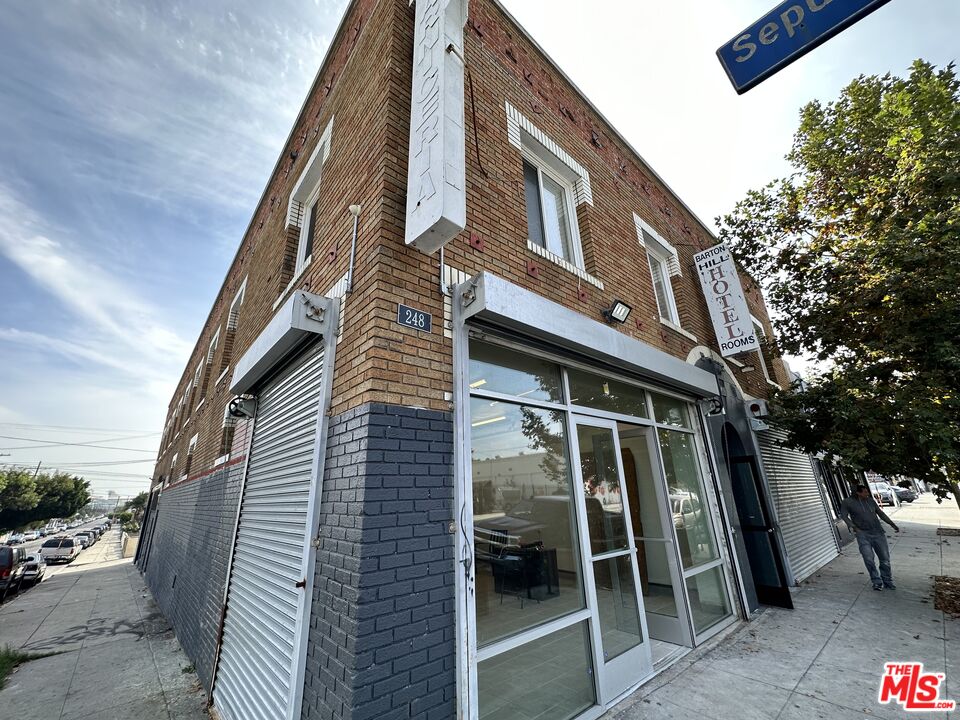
left=137, top=2, right=840, bottom=719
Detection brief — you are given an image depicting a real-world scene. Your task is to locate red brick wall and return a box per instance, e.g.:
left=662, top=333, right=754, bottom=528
left=154, top=0, right=791, bottom=484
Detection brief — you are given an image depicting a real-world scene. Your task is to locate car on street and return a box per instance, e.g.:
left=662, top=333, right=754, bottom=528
left=893, top=486, right=917, bottom=503
left=0, top=546, right=28, bottom=600
left=6, top=533, right=25, bottom=546
left=22, top=530, right=40, bottom=542
left=74, top=533, right=92, bottom=549
left=22, top=553, right=46, bottom=585
left=869, top=481, right=898, bottom=507
left=40, top=536, right=79, bottom=564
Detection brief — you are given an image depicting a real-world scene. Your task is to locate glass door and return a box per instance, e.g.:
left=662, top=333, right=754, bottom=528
left=617, top=425, right=689, bottom=646
left=570, top=417, right=653, bottom=702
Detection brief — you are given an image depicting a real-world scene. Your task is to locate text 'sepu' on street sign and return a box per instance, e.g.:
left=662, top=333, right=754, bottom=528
left=693, top=244, right=758, bottom=358
left=397, top=303, right=432, bottom=333
left=717, top=0, right=892, bottom=94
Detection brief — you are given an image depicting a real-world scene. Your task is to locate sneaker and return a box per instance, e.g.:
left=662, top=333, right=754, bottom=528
left=884, top=582, right=896, bottom=589
left=873, top=583, right=883, bottom=591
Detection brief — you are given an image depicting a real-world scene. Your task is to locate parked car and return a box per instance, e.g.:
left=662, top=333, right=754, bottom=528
left=893, top=486, right=917, bottom=503
left=0, top=546, right=28, bottom=600
left=869, top=481, right=898, bottom=507
left=6, top=533, right=25, bottom=546
left=22, top=530, right=40, bottom=542
left=74, top=533, right=92, bottom=549
left=22, top=553, right=46, bottom=585
left=40, top=537, right=79, bottom=564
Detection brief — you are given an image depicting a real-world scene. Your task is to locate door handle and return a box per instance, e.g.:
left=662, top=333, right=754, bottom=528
left=295, top=578, right=306, bottom=589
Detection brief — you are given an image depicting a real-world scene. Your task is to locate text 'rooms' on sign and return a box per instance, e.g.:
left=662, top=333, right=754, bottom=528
left=716, top=0, right=891, bottom=94
left=693, top=244, right=758, bottom=358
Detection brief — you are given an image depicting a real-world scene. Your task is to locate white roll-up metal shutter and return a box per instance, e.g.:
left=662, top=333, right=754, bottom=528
left=214, top=343, right=324, bottom=720
left=757, top=428, right=839, bottom=583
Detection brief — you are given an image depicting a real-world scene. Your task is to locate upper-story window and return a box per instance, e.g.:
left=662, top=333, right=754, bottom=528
left=635, top=213, right=682, bottom=327
left=227, top=277, right=247, bottom=331
left=751, top=315, right=780, bottom=387
left=506, top=102, right=593, bottom=274
left=522, top=155, right=580, bottom=266
left=287, top=117, right=334, bottom=277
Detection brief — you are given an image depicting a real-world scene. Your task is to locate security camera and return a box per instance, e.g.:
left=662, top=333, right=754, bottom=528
left=744, top=399, right=769, bottom=418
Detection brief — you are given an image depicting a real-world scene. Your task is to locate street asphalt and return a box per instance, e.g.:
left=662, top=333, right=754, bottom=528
left=0, top=528, right=208, bottom=720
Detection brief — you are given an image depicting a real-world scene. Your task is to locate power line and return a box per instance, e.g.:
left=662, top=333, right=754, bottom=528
left=0, top=434, right=157, bottom=453
left=0, top=422, right=160, bottom=434
left=3, top=458, right=155, bottom=467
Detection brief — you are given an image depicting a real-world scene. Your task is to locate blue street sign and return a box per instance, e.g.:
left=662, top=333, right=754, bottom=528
left=717, top=0, right=892, bottom=94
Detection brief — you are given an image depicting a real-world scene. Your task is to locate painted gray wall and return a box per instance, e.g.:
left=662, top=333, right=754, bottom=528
left=142, top=463, right=244, bottom=692
left=302, top=403, right=456, bottom=720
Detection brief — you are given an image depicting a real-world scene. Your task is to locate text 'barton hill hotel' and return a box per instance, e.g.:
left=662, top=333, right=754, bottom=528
left=137, top=2, right=854, bottom=718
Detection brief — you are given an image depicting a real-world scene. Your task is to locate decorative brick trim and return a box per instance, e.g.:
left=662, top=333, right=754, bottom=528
left=634, top=212, right=681, bottom=277
left=527, top=240, right=604, bottom=289
left=505, top=101, right=593, bottom=206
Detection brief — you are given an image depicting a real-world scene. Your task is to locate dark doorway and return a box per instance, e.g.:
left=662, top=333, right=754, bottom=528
left=723, top=426, right=793, bottom=609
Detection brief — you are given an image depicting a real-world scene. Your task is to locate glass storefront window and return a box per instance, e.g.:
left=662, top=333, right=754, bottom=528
left=567, top=368, right=649, bottom=418
left=657, top=429, right=718, bottom=569
left=593, top=555, right=643, bottom=661
left=471, top=399, right=585, bottom=646
left=469, top=340, right=564, bottom=403
left=576, top=424, right=629, bottom=555
left=478, top=622, right=596, bottom=720
left=685, top=566, right=732, bottom=635
left=651, top=392, right=691, bottom=429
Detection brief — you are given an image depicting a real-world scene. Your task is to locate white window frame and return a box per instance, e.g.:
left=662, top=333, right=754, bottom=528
left=288, top=117, right=334, bottom=277
left=227, top=277, right=247, bottom=331
left=635, top=213, right=682, bottom=328
left=521, top=149, right=585, bottom=269
left=750, top=315, right=781, bottom=388
left=206, top=326, right=221, bottom=365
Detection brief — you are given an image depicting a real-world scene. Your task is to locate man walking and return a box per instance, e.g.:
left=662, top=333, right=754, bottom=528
left=840, top=484, right=900, bottom=590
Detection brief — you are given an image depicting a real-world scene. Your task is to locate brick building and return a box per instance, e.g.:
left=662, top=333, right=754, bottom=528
left=137, top=2, right=840, bottom=719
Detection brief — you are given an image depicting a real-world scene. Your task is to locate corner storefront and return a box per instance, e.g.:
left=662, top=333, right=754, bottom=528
left=451, top=273, right=740, bottom=720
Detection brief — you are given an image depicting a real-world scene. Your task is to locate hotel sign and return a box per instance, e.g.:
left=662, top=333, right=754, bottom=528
left=693, top=244, right=758, bottom=357
left=404, top=0, right=468, bottom=254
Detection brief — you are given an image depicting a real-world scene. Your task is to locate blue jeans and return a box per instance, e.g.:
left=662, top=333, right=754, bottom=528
left=856, top=531, right=892, bottom=585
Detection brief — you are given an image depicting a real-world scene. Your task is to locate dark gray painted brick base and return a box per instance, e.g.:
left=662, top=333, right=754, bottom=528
left=141, top=462, right=244, bottom=692
left=302, top=403, right=456, bottom=720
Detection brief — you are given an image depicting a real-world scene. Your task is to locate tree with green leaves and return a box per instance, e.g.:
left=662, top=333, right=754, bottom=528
left=0, top=468, right=91, bottom=531
left=718, top=60, right=960, bottom=509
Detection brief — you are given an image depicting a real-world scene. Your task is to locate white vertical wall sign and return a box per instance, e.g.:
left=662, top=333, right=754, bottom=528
left=693, top=243, right=758, bottom=357
left=404, top=0, right=468, bottom=254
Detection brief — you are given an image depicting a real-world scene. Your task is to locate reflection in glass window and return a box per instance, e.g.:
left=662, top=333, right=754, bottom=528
left=658, top=429, right=718, bottom=569
left=651, top=392, right=691, bottom=429
left=593, top=555, right=643, bottom=661
left=469, top=340, right=563, bottom=403
left=470, top=399, right=584, bottom=646
left=478, top=621, right=596, bottom=720
left=685, top=566, right=732, bottom=634
left=576, top=424, right=628, bottom=555
left=567, top=368, right=649, bottom=418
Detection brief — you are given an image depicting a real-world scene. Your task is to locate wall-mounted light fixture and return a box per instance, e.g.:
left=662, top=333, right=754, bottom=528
left=602, top=300, right=632, bottom=324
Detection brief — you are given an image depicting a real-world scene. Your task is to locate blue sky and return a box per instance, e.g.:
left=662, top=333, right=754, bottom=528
left=0, top=0, right=956, bottom=494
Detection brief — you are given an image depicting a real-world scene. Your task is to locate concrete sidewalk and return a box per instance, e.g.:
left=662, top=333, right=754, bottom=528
left=609, top=493, right=960, bottom=720
left=0, top=529, right=208, bottom=720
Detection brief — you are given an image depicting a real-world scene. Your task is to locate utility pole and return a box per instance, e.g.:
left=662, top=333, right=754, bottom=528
left=32, top=461, right=41, bottom=479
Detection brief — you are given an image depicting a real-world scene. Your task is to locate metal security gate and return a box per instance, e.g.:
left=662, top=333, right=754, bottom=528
left=213, top=342, right=325, bottom=720
left=757, top=428, right=839, bottom=583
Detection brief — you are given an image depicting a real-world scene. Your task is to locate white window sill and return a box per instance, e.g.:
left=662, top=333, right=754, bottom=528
left=213, top=453, right=231, bottom=467
left=766, top=379, right=783, bottom=390
left=659, top=319, right=698, bottom=343
left=216, top=366, right=230, bottom=386
left=526, top=240, right=604, bottom=290
left=195, top=399, right=205, bottom=412
left=273, top=255, right=314, bottom=311
left=727, top=356, right=746, bottom=369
